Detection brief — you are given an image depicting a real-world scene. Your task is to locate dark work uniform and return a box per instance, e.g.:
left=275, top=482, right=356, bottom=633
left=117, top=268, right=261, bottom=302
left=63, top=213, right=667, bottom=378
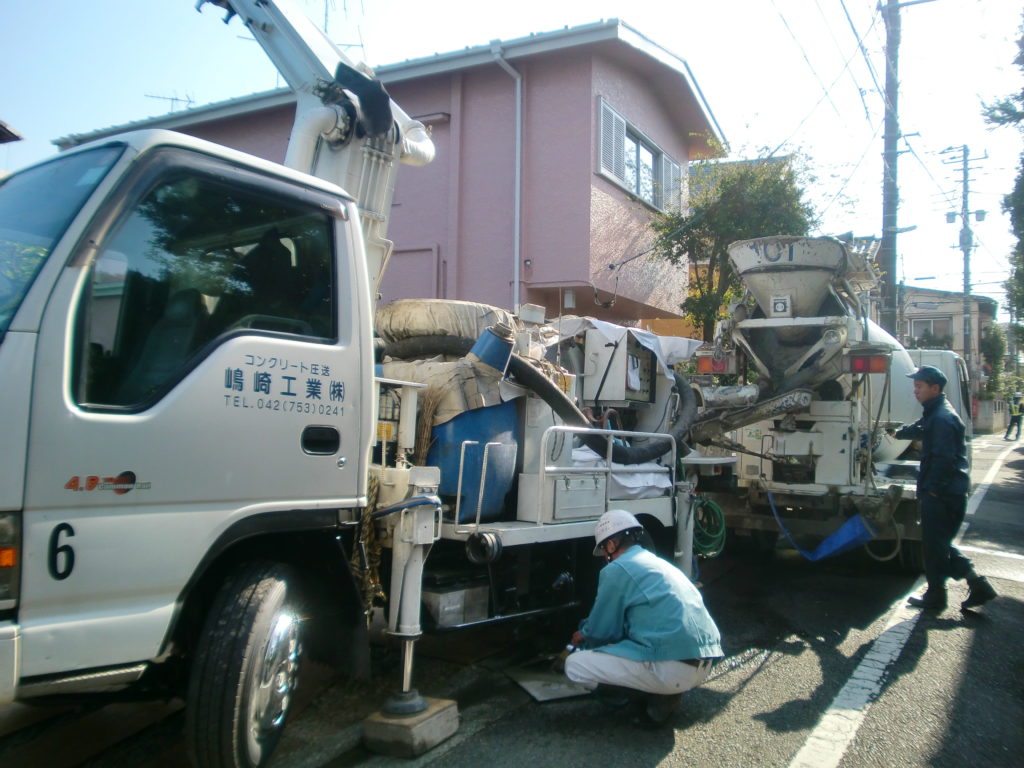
left=1006, top=399, right=1022, bottom=441
left=895, top=393, right=975, bottom=591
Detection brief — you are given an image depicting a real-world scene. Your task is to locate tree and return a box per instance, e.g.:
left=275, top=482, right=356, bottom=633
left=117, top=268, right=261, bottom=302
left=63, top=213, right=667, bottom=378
left=980, top=324, right=1007, bottom=395
left=650, top=156, right=816, bottom=341
left=984, top=14, right=1024, bottom=342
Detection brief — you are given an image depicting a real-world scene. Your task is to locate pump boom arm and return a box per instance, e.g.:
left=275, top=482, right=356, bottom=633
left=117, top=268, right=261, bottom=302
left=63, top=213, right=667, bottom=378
left=196, top=0, right=435, bottom=289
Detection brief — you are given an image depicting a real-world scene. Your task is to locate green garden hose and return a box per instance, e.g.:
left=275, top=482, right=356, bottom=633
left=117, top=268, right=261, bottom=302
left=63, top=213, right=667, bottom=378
left=692, top=496, right=727, bottom=558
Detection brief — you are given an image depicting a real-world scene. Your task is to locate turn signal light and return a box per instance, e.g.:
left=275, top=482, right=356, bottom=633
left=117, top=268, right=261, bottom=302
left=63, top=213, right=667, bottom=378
left=0, top=548, right=14, bottom=568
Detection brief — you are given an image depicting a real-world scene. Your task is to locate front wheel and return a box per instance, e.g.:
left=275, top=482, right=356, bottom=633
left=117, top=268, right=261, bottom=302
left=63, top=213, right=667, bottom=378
left=186, top=562, right=302, bottom=768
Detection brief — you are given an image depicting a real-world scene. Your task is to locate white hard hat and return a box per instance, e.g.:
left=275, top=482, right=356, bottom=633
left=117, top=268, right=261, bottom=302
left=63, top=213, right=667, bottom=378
left=592, top=509, right=642, bottom=556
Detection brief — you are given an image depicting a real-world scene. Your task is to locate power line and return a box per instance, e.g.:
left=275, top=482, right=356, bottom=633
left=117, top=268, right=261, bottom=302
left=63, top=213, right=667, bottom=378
left=771, top=0, right=843, bottom=118
left=839, top=0, right=887, bottom=112
left=819, top=119, right=884, bottom=217
left=813, top=0, right=871, bottom=122
left=903, top=137, right=958, bottom=209
left=768, top=34, right=871, bottom=156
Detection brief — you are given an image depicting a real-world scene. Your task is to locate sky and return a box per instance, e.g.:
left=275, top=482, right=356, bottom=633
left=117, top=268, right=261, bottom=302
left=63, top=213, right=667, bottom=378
left=2, top=0, right=1021, bottom=317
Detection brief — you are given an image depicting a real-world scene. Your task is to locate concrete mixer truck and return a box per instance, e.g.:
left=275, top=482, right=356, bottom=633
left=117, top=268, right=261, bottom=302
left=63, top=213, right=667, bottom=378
left=686, top=235, right=970, bottom=570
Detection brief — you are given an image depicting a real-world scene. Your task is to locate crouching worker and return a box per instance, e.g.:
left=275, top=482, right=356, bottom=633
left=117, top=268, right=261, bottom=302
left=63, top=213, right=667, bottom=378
left=565, top=509, right=723, bottom=728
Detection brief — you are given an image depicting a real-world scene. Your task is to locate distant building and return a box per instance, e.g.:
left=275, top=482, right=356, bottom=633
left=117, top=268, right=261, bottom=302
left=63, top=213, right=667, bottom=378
left=56, top=20, right=725, bottom=323
left=899, top=283, right=998, bottom=382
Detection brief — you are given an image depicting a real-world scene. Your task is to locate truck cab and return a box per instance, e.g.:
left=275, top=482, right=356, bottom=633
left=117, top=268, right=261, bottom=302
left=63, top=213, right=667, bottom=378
left=1, top=130, right=374, bottom=706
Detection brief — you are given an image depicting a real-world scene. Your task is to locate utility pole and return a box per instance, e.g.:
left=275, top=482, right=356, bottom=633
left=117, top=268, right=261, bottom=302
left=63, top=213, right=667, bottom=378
left=943, top=144, right=986, bottom=387
left=878, top=0, right=937, bottom=337
left=958, top=145, right=973, bottom=378
left=879, top=0, right=901, bottom=336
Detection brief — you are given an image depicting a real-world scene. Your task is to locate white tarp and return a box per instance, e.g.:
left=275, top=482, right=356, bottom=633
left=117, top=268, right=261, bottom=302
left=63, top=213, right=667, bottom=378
left=539, top=316, right=702, bottom=380
left=571, top=446, right=672, bottom=500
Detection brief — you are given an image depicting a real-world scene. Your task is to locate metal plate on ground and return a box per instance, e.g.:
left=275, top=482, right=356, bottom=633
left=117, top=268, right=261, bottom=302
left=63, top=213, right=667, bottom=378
left=504, top=658, right=593, bottom=702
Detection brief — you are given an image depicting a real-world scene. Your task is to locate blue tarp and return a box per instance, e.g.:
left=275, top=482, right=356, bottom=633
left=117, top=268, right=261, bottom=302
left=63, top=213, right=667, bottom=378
left=767, top=491, right=877, bottom=561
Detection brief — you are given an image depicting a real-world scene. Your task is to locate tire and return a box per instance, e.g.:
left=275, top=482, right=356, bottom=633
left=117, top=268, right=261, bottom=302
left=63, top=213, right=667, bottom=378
left=899, top=540, right=926, bottom=574
left=186, top=562, right=302, bottom=768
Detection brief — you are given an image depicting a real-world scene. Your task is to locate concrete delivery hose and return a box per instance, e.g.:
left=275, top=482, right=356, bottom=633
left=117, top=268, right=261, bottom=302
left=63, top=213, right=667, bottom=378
left=382, top=335, right=698, bottom=465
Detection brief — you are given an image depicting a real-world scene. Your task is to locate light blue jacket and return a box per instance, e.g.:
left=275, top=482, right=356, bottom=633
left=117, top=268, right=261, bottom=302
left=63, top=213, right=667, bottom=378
left=579, top=546, right=722, bottom=662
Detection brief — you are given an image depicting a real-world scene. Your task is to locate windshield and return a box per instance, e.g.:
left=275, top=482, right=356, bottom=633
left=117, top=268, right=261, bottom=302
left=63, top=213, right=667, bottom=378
left=0, top=145, right=122, bottom=337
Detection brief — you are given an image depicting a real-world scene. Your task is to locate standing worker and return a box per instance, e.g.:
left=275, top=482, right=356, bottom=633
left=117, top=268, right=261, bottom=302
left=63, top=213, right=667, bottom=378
left=1005, top=392, right=1022, bottom=441
left=564, top=509, right=723, bottom=727
left=895, top=366, right=997, bottom=611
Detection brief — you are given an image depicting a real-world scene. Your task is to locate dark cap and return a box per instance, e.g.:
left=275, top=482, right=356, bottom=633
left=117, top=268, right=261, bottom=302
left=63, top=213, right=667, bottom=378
left=907, top=365, right=947, bottom=387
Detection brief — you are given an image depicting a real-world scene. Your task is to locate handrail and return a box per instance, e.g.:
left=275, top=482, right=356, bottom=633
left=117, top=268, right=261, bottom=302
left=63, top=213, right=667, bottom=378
left=453, top=440, right=505, bottom=535
left=535, top=425, right=677, bottom=525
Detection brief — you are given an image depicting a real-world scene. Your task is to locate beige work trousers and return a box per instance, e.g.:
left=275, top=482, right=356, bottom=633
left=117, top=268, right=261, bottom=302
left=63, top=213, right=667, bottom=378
left=565, top=649, right=712, bottom=695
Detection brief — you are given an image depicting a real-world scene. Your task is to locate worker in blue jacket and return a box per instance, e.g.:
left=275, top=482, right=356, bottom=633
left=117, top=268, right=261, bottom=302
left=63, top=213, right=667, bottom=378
left=895, top=365, right=996, bottom=611
left=564, top=509, right=723, bottom=727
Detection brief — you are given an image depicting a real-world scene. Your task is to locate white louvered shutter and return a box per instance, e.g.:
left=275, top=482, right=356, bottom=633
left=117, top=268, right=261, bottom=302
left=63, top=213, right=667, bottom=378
left=661, top=156, right=682, bottom=211
left=600, top=101, right=626, bottom=182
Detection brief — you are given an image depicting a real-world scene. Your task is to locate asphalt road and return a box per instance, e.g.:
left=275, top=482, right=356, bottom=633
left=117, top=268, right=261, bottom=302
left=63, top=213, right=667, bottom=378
left=2, top=437, right=1021, bottom=768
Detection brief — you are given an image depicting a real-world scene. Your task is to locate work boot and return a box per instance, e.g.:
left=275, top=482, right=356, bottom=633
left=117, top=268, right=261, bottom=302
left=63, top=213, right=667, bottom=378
left=632, top=693, right=681, bottom=729
left=595, top=684, right=639, bottom=709
left=961, top=576, right=997, bottom=610
left=907, top=589, right=947, bottom=610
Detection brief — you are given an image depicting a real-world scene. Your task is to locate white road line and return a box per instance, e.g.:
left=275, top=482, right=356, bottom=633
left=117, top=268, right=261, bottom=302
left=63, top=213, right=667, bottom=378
left=788, top=441, right=1015, bottom=768
left=967, top=441, right=1018, bottom=516
left=957, top=545, right=1024, bottom=561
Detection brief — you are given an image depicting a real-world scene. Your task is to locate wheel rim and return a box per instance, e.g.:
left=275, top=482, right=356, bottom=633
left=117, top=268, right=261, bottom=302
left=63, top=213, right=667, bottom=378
left=247, top=612, right=300, bottom=761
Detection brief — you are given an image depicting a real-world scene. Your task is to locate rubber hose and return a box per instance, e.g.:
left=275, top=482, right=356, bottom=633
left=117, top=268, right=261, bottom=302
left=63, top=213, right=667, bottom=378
left=382, top=335, right=697, bottom=465
left=506, top=358, right=697, bottom=465
left=691, top=497, right=726, bottom=558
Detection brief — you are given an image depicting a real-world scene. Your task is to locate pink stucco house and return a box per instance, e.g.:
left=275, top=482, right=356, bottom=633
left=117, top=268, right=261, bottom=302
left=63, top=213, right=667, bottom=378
left=59, top=20, right=724, bottom=323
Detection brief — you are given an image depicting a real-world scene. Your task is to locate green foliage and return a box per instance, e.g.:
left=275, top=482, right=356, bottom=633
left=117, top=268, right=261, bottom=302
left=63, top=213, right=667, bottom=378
left=985, top=13, right=1024, bottom=338
left=650, top=154, right=816, bottom=341
left=981, top=323, right=1007, bottom=366
left=906, top=331, right=953, bottom=350
left=981, top=324, right=1007, bottom=394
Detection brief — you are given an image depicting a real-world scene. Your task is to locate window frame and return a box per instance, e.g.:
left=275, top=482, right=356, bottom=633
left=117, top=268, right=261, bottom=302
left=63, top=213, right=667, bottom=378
left=70, top=147, right=348, bottom=413
left=909, top=316, right=953, bottom=339
left=598, top=98, right=683, bottom=212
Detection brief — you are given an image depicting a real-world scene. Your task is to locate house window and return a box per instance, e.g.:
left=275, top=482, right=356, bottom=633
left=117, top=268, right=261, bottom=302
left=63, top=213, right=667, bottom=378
left=600, top=100, right=682, bottom=211
left=909, top=317, right=953, bottom=347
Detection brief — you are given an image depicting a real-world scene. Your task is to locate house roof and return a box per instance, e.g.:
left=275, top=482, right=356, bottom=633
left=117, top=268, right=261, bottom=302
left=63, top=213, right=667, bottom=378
left=55, top=19, right=725, bottom=151
left=902, top=284, right=998, bottom=308
left=0, top=121, right=22, bottom=144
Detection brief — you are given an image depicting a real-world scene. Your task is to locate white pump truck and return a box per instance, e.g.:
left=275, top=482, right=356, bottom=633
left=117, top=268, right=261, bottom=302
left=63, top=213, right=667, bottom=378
left=0, top=2, right=728, bottom=766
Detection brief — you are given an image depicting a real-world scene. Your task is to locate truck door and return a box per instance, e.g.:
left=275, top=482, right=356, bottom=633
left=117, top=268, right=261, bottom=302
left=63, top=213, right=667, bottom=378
left=19, top=147, right=372, bottom=678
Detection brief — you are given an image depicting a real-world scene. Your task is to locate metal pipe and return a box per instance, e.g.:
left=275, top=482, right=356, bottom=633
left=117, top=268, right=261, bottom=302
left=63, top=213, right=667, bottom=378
left=283, top=102, right=342, bottom=173
left=400, top=639, right=415, bottom=693
left=491, top=43, right=523, bottom=311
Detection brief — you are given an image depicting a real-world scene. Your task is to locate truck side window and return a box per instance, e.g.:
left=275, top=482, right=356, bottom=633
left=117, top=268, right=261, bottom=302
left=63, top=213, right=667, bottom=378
left=76, top=172, right=336, bottom=408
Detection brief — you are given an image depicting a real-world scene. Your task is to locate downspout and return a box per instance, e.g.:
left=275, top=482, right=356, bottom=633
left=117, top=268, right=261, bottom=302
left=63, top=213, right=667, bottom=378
left=491, top=42, right=523, bottom=311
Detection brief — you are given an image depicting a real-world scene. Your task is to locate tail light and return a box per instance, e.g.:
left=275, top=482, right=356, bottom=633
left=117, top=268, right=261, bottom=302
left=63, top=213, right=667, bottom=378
left=846, top=353, right=890, bottom=374
left=0, top=513, right=19, bottom=610
left=694, top=346, right=738, bottom=375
